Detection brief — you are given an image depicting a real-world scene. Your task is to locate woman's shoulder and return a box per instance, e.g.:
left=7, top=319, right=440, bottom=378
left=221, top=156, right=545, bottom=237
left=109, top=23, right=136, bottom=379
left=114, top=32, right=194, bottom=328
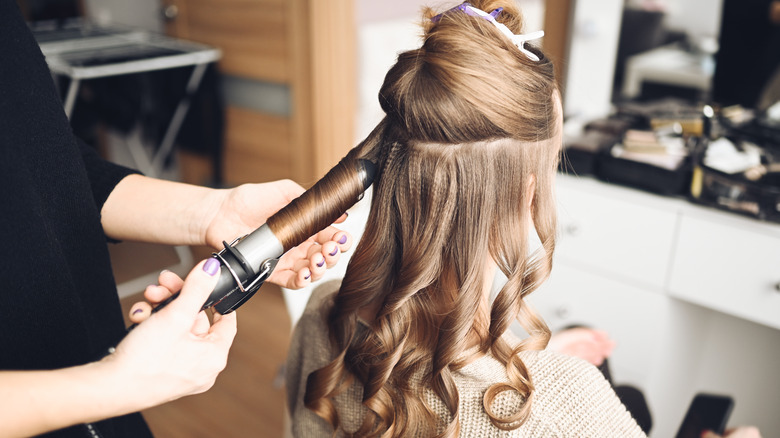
left=285, top=280, right=342, bottom=425
left=293, top=280, right=340, bottom=334
left=453, top=343, right=645, bottom=437
left=520, top=349, right=646, bottom=437
left=520, top=348, right=600, bottom=384
left=453, top=347, right=595, bottom=395
left=496, top=331, right=607, bottom=389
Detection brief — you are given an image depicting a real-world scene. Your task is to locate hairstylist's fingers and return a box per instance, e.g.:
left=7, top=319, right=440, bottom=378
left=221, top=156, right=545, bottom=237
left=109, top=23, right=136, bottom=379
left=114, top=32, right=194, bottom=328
left=321, top=240, right=341, bottom=269
left=293, top=257, right=316, bottom=282
left=158, top=269, right=185, bottom=295
left=333, top=212, right=348, bottom=224
left=128, top=301, right=152, bottom=323
left=191, top=311, right=212, bottom=337
left=307, top=247, right=329, bottom=281
left=166, top=258, right=221, bottom=316
left=335, top=230, right=353, bottom=252
left=306, top=232, right=348, bottom=267
left=266, top=242, right=313, bottom=288
left=306, top=242, right=327, bottom=265
left=210, top=311, right=238, bottom=347
left=269, top=264, right=312, bottom=290
left=143, top=284, right=173, bottom=304
left=312, top=227, right=353, bottom=253
left=266, top=227, right=350, bottom=289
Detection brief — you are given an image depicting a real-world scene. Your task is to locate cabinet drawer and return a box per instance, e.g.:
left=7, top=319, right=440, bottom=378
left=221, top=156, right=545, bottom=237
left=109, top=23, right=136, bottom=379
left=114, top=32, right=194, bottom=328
left=526, top=264, right=669, bottom=387
left=668, top=214, right=780, bottom=330
left=555, top=177, right=678, bottom=290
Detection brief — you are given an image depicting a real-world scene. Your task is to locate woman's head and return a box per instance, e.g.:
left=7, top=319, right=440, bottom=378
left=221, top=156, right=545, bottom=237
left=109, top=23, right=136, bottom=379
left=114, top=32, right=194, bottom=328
left=380, top=1, right=558, bottom=145
left=303, top=1, right=562, bottom=436
left=367, top=0, right=561, bottom=294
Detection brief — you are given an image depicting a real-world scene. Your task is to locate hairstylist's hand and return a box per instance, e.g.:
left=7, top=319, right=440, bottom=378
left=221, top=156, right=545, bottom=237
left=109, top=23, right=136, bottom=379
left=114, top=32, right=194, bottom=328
left=108, top=259, right=236, bottom=408
left=128, top=269, right=188, bottom=324
left=202, top=179, right=353, bottom=289
left=702, top=427, right=762, bottom=438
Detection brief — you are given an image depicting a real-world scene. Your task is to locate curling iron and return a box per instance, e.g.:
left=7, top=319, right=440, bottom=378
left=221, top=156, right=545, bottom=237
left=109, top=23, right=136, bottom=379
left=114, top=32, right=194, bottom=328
left=139, top=158, right=376, bottom=319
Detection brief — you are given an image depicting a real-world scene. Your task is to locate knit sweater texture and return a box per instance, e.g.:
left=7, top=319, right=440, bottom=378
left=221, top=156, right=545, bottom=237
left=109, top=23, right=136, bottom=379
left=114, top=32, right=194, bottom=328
left=286, top=282, right=647, bottom=437
left=0, top=1, right=152, bottom=436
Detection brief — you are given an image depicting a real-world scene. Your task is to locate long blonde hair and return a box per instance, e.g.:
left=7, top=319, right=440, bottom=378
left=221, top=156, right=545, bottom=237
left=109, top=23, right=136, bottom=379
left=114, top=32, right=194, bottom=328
left=298, top=1, right=561, bottom=436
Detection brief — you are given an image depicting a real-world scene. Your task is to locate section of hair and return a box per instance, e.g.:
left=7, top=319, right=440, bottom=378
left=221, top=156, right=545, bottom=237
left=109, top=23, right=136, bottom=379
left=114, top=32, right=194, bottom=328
left=301, top=0, right=561, bottom=436
left=266, top=151, right=365, bottom=252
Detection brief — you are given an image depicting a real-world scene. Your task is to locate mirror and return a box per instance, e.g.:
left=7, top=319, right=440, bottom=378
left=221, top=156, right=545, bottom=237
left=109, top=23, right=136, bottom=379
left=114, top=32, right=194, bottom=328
left=561, top=0, right=780, bottom=119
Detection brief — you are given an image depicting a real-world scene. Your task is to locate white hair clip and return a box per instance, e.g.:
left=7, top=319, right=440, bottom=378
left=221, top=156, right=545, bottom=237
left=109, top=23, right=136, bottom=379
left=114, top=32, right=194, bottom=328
left=431, top=2, right=545, bottom=62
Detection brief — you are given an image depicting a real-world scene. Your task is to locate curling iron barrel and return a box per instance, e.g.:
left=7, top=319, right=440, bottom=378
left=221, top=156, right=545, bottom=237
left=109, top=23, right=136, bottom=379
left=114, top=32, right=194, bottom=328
left=153, top=158, right=377, bottom=316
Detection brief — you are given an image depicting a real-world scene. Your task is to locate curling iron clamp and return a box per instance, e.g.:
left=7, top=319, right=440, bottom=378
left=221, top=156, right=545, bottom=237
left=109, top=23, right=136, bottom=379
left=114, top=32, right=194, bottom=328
left=136, top=158, right=377, bottom=320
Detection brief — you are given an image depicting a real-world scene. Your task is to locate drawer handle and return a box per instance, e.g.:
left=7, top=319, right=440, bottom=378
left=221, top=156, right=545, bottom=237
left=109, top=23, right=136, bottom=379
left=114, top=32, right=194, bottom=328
left=775, top=282, right=780, bottom=292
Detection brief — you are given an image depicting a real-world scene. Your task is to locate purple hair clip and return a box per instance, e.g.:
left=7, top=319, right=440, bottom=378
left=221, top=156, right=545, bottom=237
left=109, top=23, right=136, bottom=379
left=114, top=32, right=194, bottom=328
left=430, top=2, right=544, bottom=61
left=431, top=2, right=503, bottom=23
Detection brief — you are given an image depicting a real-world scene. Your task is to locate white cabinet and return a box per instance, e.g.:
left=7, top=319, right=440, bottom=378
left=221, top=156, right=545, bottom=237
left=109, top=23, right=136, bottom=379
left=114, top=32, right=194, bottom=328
left=668, top=212, right=780, bottom=330
left=555, top=176, right=678, bottom=291
left=548, top=174, right=780, bottom=437
left=528, top=263, right=669, bottom=389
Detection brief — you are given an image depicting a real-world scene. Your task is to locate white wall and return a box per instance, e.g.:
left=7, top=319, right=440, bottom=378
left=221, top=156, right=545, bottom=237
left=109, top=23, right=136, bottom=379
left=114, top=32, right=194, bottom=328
left=562, top=0, right=624, bottom=119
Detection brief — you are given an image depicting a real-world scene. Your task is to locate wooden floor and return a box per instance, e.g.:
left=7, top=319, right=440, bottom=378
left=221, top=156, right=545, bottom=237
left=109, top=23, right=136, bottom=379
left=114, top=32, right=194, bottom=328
left=117, top=247, right=292, bottom=438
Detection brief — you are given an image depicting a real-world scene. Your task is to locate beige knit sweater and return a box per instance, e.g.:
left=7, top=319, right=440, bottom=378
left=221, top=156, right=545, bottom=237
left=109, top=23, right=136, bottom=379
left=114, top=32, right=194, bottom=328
left=286, top=282, right=646, bottom=437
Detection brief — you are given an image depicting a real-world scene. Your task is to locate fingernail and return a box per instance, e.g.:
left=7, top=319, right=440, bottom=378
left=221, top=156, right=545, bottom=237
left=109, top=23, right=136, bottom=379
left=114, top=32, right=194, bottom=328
left=132, top=308, right=144, bottom=315
left=203, top=258, right=221, bottom=276
left=317, top=257, right=325, bottom=268
left=338, top=234, right=347, bottom=244
left=160, top=269, right=170, bottom=275
left=304, top=270, right=311, bottom=280
left=329, top=247, right=338, bottom=256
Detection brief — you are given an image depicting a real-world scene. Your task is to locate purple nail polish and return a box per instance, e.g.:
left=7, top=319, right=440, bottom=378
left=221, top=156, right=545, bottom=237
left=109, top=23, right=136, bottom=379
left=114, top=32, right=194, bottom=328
left=132, top=308, right=143, bottom=315
left=317, top=258, right=325, bottom=268
left=329, top=247, right=339, bottom=256
left=203, top=258, right=221, bottom=276
left=304, top=270, right=311, bottom=280
left=338, top=234, right=347, bottom=244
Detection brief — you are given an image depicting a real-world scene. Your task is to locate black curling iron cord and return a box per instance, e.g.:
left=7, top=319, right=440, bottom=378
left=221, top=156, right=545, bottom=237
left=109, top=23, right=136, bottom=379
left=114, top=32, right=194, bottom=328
left=126, top=291, right=180, bottom=332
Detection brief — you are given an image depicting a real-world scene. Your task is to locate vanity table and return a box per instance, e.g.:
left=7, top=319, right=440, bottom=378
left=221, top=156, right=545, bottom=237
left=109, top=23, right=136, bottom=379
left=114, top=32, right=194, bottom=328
left=530, top=173, right=780, bottom=437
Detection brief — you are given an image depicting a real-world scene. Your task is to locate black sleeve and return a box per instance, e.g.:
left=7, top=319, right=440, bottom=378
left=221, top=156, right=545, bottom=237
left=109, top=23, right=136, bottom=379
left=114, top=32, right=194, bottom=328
left=76, top=138, right=142, bottom=213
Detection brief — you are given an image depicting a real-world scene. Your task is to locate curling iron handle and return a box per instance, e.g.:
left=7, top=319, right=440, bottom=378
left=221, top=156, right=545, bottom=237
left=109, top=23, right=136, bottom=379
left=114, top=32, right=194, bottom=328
left=150, top=290, right=180, bottom=313
left=127, top=256, right=234, bottom=330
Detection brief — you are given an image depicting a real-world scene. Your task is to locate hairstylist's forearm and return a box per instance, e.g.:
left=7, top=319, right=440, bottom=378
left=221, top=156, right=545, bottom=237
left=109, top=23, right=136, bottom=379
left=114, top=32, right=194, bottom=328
left=0, top=362, right=153, bottom=438
left=101, top=174, right=220, bottom=246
